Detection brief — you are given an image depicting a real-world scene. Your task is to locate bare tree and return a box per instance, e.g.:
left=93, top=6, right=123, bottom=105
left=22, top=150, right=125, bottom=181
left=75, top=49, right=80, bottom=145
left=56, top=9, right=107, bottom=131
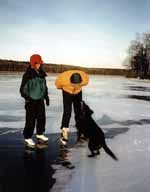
left=126, top=32, right=150, bottom=79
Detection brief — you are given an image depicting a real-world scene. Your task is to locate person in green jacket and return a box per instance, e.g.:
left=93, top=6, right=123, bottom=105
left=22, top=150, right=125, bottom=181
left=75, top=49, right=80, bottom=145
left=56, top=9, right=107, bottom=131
left=20, top=54, right=50, bottom=147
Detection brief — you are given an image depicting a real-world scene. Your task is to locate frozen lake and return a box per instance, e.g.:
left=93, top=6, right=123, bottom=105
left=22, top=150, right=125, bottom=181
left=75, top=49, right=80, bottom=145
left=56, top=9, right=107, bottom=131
left=0, top=73, right=150, bottom=134
left=1, top=73, right=150, bottom=192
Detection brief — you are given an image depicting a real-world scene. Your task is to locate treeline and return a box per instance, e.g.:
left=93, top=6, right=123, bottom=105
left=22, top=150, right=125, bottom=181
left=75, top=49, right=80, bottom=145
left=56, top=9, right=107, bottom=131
left=0, top=59, right=127, bottom=75
left=124, top=32, right=150, bottom=79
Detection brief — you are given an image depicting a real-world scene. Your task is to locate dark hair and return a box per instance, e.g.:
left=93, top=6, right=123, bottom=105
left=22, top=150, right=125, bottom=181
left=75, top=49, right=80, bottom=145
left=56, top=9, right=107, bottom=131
left=70, top=73, right=82, bottom=84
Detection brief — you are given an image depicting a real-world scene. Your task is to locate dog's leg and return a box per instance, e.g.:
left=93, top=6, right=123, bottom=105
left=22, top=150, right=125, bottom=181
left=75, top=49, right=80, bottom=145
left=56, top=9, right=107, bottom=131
left=88, top=142, right=96, bottom=157
left=95, top=150, right=100, bottom=155
left=88, top=150, right=95, bottom=158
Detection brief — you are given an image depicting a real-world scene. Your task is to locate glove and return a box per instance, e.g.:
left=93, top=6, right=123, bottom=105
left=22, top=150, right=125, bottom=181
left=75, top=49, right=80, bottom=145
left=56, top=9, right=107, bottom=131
left=45, top=96, right=50, bottom=106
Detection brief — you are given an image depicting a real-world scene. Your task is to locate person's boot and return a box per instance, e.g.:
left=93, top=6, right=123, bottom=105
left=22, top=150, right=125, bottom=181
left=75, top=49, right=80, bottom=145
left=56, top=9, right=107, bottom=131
left=25, top=138, right=35, bottom=148
left=60, top=128, right=69, bottom=146
left=36, top=134, right=48, bottom=143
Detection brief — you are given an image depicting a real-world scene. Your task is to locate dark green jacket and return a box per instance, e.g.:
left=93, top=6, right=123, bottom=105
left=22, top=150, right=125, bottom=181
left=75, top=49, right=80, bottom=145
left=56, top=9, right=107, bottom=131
left=20, top=66, right=49, bottom=101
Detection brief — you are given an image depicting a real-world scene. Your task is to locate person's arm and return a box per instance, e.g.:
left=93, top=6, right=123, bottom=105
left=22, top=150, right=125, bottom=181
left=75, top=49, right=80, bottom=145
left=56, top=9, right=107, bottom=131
left=19, top=73, right=32, bottom=101
left=44, top=79, right=50, bottom=106
left=80, top=72, right=89, bottom=86
left=55, top=74, right=63, bottom=89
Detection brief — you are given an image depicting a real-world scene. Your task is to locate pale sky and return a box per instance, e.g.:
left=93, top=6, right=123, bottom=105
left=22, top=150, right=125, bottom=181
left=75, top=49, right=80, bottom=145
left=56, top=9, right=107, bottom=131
left=0, top=0, right=150, bottom=68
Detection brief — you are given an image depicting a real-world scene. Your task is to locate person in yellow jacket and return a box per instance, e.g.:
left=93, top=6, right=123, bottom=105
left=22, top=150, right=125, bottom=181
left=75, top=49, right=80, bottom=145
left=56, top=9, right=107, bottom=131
left=55, top=70, right=89, bottom=145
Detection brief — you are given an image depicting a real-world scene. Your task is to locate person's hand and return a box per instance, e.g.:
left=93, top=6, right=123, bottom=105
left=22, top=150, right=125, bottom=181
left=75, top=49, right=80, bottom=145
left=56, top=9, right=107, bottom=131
left=45, top=96, right=50, bottom=106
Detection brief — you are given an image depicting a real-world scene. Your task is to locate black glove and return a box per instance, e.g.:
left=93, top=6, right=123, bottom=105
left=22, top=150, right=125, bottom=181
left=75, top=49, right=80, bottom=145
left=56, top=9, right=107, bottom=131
left=45, top=96, right=50, bottom=106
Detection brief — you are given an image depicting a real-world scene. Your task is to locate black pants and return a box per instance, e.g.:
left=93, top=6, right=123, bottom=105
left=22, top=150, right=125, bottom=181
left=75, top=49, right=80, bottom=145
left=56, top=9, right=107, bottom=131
left=23, top=100, right=46, bottom=139
left=61, top=90, right=82, bottom=129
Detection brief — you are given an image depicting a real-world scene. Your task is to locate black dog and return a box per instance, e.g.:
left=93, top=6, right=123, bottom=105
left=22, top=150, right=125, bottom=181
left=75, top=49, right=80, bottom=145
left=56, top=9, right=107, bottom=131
left=76, top=101, right=118, bottom=161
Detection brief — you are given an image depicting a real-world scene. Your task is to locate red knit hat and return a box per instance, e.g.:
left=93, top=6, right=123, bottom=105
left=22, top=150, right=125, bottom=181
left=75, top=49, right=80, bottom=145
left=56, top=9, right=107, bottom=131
left=30, top=54, right=43, bottom=68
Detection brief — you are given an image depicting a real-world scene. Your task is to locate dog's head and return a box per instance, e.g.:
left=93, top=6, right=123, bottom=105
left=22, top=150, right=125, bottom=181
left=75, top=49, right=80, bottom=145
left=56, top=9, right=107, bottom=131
left=80, top=100, right=94, bottom=118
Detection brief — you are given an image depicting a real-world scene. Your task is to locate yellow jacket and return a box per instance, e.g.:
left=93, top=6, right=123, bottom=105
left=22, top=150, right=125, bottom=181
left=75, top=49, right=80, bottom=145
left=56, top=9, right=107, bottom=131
left=55, top=70, right=89, bottom=94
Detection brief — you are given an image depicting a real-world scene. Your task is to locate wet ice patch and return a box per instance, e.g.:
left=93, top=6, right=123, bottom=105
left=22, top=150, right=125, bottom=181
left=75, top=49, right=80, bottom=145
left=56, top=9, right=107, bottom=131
left=0, top=127, right=21, bottom=136
left=0, top=115, right=23, bottom=122
left=58, top=127, right=150, bottom=192
left=50, top=164, right=76, bottom=192
left=0, top=121, right=24, bottom=129
left=50, top=147, right=82, bottom=192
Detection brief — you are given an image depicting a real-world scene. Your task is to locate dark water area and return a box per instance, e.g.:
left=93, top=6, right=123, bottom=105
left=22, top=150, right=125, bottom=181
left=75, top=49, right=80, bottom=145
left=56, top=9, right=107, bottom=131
left=125, top=85, right=150, bottom=92
left=127, top=95, right=150, bottom=102
left=104, top=127, right=130, bottom=139
left=0, top=132, right=76, bottom=192
left=98, top=114, right=150, bottom=126
left=124, top=85, right=150, bottom=101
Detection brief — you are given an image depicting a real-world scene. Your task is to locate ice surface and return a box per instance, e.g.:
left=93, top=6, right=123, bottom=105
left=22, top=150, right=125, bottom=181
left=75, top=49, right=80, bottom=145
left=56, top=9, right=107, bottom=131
left=51, top=126, right=150, bottom=192
left=1, top=73, right=150, bottom=191
left=48, top=75, right=150, bottom=192
left=1, top=73, right=150, bottom=133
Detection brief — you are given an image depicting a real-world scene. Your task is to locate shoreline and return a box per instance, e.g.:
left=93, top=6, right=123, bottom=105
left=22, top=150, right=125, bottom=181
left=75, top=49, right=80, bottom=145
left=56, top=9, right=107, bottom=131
left=0, top=71, right=126, bottom=77
left=0, top=59, right=127, bottom=76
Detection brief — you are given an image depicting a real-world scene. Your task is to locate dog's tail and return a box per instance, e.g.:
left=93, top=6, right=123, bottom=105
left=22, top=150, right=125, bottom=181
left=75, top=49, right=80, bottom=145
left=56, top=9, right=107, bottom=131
left=103, top=142, right=118, bottom=161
